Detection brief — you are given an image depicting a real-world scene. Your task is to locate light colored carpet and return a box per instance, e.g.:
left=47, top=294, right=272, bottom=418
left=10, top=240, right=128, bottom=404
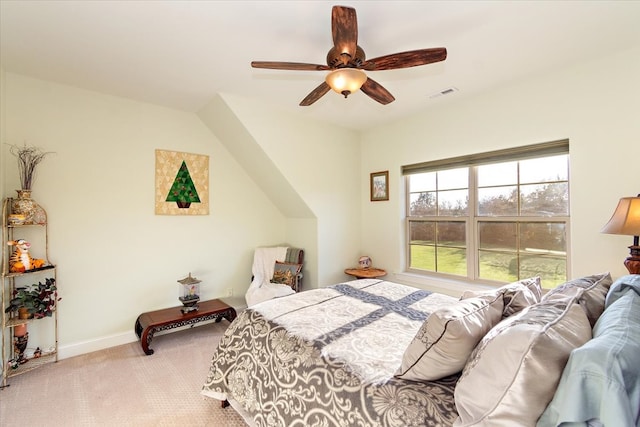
left=0, top=320, right=247, bottom=426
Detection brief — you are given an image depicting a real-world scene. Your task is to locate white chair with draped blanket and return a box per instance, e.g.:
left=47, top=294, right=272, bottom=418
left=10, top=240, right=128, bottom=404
left=245, top=246, right=304, bottom=307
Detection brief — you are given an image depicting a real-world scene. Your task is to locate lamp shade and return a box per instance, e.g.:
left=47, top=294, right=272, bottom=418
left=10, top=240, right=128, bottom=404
left=325, top=68, right=367, bottom=96
left=601, top=197, right=640, bottom=236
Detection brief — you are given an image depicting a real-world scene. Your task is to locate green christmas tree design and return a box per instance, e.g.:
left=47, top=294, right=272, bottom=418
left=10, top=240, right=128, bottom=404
left=166, top=161, right=201, bottom=209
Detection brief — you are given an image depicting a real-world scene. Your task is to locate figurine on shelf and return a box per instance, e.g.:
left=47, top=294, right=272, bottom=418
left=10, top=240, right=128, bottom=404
left=8, top=358, right=19, bottom=370
left=7, top=239, right=45, bottom=273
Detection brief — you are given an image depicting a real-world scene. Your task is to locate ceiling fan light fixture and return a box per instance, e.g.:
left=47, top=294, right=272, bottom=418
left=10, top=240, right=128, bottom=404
left=325, top=68, right=367, bottom=98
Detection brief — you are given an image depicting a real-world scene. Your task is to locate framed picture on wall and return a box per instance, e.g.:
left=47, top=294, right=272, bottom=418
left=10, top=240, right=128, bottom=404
left=370, top=171, right=389, bottom=201
left=155, top=149, right=210, bottom=215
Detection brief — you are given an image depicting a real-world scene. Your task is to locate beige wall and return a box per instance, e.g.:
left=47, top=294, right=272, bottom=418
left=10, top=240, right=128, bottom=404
left=1, top=73, right=290, bottom=357
left=359, top=47, right=640, bottom=296
left=1, top=72, right=361, bottom=359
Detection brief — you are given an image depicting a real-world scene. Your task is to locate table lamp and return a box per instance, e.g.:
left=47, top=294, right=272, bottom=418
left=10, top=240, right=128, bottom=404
left=601, top=195, right=640, bottom=274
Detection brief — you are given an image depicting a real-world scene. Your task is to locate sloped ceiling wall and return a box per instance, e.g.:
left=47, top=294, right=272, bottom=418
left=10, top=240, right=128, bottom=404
left=198, top=95, right=314, bottom=219
left=199, top=94, right=362, bottom=287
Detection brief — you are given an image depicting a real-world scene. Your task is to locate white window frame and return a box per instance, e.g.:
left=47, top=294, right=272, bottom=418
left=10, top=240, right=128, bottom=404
left=403, top=140, right=570, bottom=287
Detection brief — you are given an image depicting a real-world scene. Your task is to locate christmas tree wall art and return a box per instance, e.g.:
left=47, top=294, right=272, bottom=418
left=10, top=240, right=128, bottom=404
left=166, top=161, right=200, bottom=208
left=155, top=149, right=209, bottom=215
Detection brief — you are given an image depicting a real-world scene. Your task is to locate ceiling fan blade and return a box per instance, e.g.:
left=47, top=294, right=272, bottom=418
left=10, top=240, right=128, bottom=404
left=252, top=61, right=330, bottom=71
left=332, top=6, right=358, bottom=62
left=362, top=48, right=447, bottom=71
left=299, top=82, right=331, bottom=106
left=360, top=78, right=395, bottom=105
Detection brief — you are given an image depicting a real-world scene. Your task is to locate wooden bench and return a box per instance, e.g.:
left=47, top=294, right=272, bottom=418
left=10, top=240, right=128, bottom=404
left=134, top=299, right=236, bottom=355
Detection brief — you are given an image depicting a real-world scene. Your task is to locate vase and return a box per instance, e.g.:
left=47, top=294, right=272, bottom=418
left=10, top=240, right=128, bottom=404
left=18, top=306, right=31, bottom=320
left=14, top=323, right=27, bottom=338
left=11, top=190, right=37, bottom=224
left=14, top=332, right=29, bottom=364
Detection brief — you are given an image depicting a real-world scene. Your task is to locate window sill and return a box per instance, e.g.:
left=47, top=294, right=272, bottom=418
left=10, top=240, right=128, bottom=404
left=390, top=272, right=497, bottom=298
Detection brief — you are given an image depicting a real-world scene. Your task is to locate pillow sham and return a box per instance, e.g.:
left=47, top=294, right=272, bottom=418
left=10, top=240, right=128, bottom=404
left=541, top=272, right=612, bottom=327
left=270, top=261, right=302, bottom=288
left=395, top=293, right=504, bottom=381
left=453, top=293, right=592, bottom=427
left=461, top=277, right=541, bottom=318
left=537, top=280, right=640, bottom=427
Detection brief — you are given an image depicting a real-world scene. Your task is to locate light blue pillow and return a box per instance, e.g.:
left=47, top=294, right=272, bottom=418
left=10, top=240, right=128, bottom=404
left=537, top=275, right=640, bottom=427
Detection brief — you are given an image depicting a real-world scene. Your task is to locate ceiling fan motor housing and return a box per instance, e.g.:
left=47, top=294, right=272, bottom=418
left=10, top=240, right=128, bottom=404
left=327, top=46, right=366, bottom=69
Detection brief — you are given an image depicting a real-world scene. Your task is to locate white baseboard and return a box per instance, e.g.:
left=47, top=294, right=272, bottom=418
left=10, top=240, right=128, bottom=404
left=58, top=300, right=246, bottom=360
left=59, top=331, right=138, bottom=360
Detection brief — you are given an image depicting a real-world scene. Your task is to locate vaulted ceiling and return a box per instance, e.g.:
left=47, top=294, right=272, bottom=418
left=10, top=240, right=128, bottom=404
left=2, top=1, right=639, bottom=131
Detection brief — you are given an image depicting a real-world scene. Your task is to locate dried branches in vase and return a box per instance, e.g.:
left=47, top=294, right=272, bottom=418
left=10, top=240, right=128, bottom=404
left=8, top=143, right=55, bottom=191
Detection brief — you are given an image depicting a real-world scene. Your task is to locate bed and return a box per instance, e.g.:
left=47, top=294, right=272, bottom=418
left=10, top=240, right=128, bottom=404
left=202, top=279, right=461, bottom=426
left=202, top=274, right=638, bottom=427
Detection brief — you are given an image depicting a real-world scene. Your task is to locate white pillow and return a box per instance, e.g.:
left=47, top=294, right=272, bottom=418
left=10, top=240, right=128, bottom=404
left=395, top=293, right=504, bottom=381
left=453, top=293, right=592, bottom=427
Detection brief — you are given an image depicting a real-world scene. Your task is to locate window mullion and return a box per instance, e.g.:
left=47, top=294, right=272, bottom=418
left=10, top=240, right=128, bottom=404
left=468, top=166, right=478, bottom=280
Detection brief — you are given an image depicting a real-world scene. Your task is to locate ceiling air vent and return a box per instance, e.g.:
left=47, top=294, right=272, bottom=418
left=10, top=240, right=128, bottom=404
left=428, top=87, right=458, bottom=99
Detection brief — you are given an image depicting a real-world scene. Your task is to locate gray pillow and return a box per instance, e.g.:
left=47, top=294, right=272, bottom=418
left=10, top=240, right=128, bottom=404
left=542, top=273, right=612, bottom=327
left=454, top=293, right=592, bottom=427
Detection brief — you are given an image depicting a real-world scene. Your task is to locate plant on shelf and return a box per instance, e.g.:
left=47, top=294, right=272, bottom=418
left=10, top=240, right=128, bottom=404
left=7, top=143, right=55, bottom=191
left=4, top=278, right=59, bottom=319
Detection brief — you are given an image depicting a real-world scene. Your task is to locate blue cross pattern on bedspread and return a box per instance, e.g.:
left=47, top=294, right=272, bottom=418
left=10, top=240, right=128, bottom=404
left=313, top=283, right=432, bottom=347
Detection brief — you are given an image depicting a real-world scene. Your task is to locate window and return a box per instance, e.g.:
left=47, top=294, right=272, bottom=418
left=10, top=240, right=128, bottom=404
left=404, top=140, right=569, bottom=288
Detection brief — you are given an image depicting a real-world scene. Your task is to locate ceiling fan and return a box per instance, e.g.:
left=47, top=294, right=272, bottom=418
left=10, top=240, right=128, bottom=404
left=251, top=5, right=447, bottom=106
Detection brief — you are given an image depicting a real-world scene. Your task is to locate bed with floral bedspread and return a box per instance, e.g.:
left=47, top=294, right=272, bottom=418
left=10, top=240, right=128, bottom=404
left=202, top=279, right=461, bottom=427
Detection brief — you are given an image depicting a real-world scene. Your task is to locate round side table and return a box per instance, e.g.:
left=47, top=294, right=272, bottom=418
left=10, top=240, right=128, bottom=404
left=344, top=267, right=387, bottom=279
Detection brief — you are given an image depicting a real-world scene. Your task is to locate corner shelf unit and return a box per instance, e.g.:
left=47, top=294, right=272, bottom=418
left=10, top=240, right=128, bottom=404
left=1, top=197, right=59, bottom=389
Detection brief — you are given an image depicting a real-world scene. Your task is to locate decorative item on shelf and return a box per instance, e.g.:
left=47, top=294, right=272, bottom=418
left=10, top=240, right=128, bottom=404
left=7, top=214, right=26, bottom=225
left=13, top=322, right=28, bottom=338
left=178, top=272, right=201, bottom=314
left=601, top=194, right=640, bottom=274
left=7, top=239, right=46, bottom=273
left=8, top=358, right=20, bottom=370
left=4, top=277, right=59, bottom=319
left=13, top=332, right=29, bottom=365
left=7, top=143, right=54, bottom=224
left=11, top=190, right=39, bottom=225
left=13, top=307, right=29, bottom=343
left=17, top=306, right=30, bottom=320
left=358, top=256, right=372, bottom=269
left=13, top=313, right=29, bottom=364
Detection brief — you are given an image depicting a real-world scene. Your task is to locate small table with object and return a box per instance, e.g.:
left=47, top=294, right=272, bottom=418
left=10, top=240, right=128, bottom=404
left=344, top=267, right=387, bottom=279
left=135, top=298, right=237, bottom=355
